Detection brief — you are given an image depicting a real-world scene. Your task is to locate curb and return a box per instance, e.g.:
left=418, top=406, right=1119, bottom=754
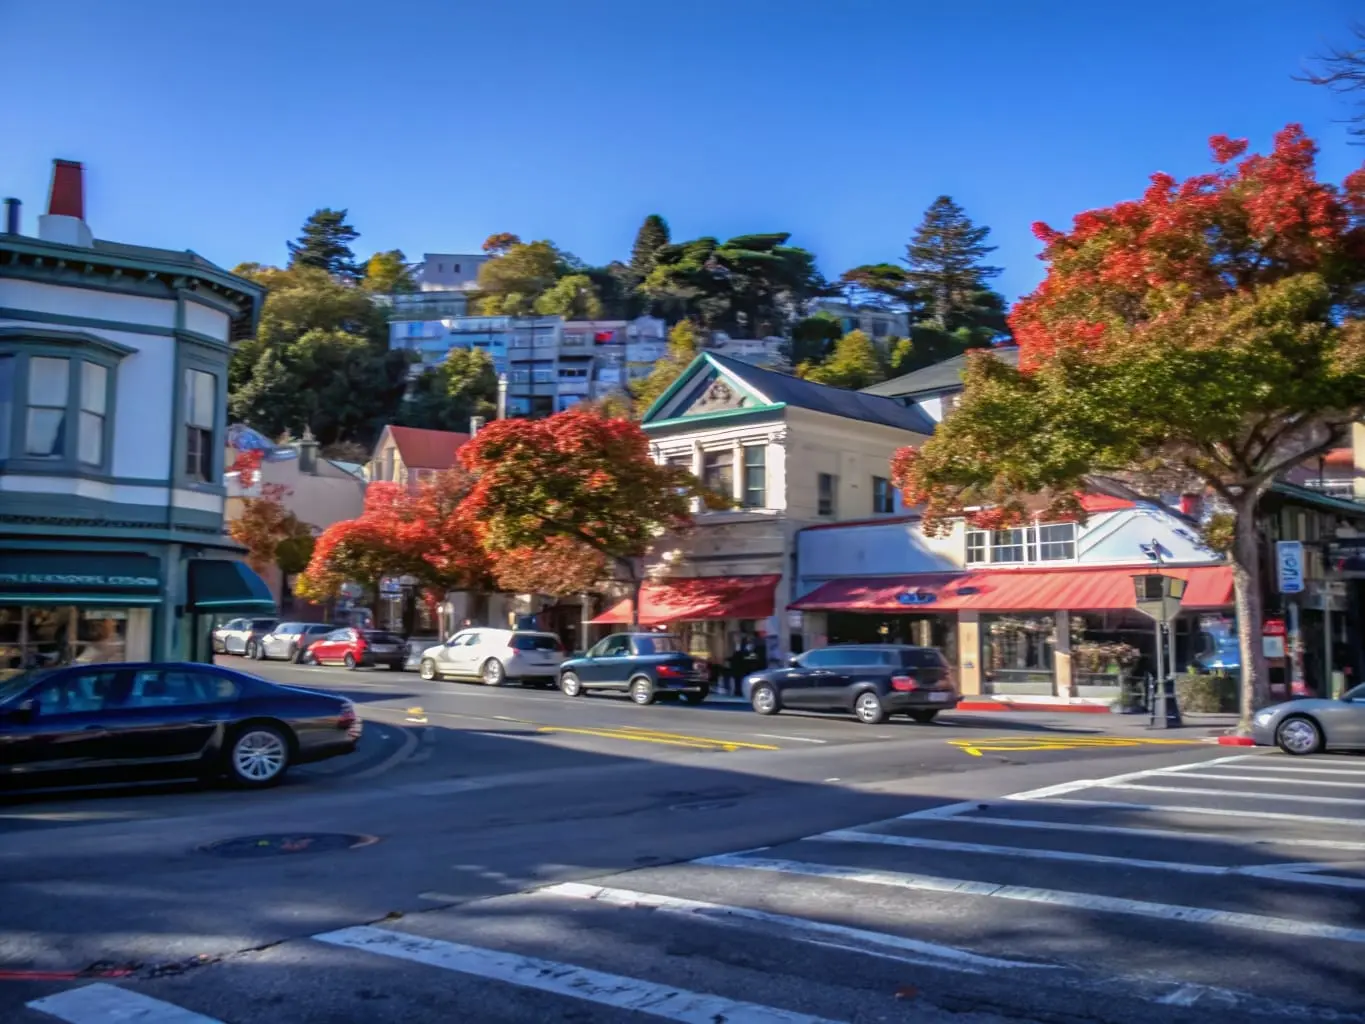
left=1215, top=735, right=1256, bottom=746
left=955, top=700, right=1113, bottom=714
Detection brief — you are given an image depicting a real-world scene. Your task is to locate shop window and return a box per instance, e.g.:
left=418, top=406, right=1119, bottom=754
left=78, top=361, right=108, bottom=466
left=743, top=445, right=766, bottom=508
left=184, top=368, right=216, bottom=482
left=1037, top=522, right=1076, bottom=561
left=818, top=473, right=837, bottom=516
left=703, top=449, right=734, bottom=497
left=872, top=475, right=894, bottom=514
left=25, top=355, right=69, bottom=457
left=966, top=530, right=987, bottom=564
left=982, top=614, right=1055, bottom=691
left=990, top=528, right=1028, bottom=563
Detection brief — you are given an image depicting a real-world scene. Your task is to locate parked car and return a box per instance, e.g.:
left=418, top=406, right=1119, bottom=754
left=418, top=628, right=565, bottom=687
left=0, top=662, right=360, bottom=790
left=212, top=617, right=279, bottom=657
left=1251, top=682, right=1365, bottom=754
left=742, top=644, right=958, bottom=724
left=558, top=633, right=710, bottom=705
left=256, top=623, right=336, bottom=663
left=305, top=628, right=407, bottom=670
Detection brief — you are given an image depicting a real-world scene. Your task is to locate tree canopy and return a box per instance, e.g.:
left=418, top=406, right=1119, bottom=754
left=629, top=319, right=704, bottom=415
left=287, top=208, right=361, bottom=280
left=799, top=329, right=884, bottom=390
left=475, top=239, right=565, bottom=315
left=892, top=126, right=1365, bottom=729
left=397, top=346, right=498, bottom=433
left=362, top=249, right=416, bottom=293
left=629, top=214, right=671, bottom=280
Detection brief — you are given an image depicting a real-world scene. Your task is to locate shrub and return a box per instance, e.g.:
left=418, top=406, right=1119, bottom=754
left=1176, top=672, right=1238, bottom=713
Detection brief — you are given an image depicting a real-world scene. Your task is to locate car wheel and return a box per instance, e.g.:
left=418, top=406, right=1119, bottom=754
left=908, top=710, right=939, bottom=724
left=246, top=640, right=261, bottom=660
left=750, top=683, right=780, bottom=715
left=680, top=688, right=709, bottom=705
left=343, top=652, right=357, bottom=671
left=560, top=672, right=583, bottom=697
left=482, top=659, right=505, bottom=686
left=291, top=644, right=306, bottom=664
left=302, top=649, right=317, bottom=665
left=419, top=658, right=438, bottom=681
left=630, top=676, right=656, bottom=706
left=854, top=692, right=886, bottom=725
left=1276, top=715, right=1323, bottom=756
left=227, top=725, right=291, bottom=788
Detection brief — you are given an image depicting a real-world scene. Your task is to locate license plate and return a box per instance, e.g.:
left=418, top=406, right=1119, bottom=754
left=371, top=645, right=396, bottom=654
left=929, top=691, right=952, bottom=702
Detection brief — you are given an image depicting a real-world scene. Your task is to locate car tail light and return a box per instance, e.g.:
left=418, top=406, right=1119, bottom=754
left=891, top=675, right=919, bottom=691
left=656, top=664, right=683, bottom=678
left=338, top=701, right=357, bottom=727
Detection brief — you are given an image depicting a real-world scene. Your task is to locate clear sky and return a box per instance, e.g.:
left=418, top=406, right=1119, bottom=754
left=5, top=0, right=1363, bottom=303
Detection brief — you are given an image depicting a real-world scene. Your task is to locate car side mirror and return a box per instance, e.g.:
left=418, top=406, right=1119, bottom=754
left=787, top=655, right=802, bottom=668
left=10, top=699, right=36, bottom=723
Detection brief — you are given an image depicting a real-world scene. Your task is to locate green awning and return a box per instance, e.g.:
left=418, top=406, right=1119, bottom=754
left=0, top=593, right=160, bottom=606
left=187, top=560, right=276, bottom=614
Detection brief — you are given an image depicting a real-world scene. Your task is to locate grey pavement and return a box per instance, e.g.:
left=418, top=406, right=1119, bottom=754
left=6, top=658, right=1357, bottom=1023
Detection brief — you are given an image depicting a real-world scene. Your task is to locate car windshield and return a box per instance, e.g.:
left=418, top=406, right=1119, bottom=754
left=511, top=634, right=563, bottom=651
left=634, top=635, right=684, bottom=655
left=1343, top=682, right=1365, bottom=701
left=251, top=619, right=278, bottom=630
left=0, top=669, right=51, bottom=704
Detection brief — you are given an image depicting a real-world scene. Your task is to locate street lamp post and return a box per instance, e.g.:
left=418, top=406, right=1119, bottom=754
left=1132, top=571, right=1187, bottom=729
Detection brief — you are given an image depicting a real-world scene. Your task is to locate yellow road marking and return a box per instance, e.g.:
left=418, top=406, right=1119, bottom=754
left=537, top=725, right=779, bottom=752
left=406, top=706, right=429, bottom=724
left=949, top=735, right=1201, bottom=757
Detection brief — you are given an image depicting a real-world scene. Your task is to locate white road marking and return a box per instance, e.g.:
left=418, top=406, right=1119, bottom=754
left=1033, top=797, right=1365, bottom=828
left=1105, top=782, right=1365, bottom=806
left=809, top=831, right=1365, bottom=889
left=922, top=812, right=1365, bottom=852
left=27, top=983, right=224, bottom=1024
left=1195, top=762, right=1365, bottom=777
left=1155, top=771, right=1365, bottom=788
left=692, top=854, right=1365, bottom=944
left=536, top=881, right=1049, bottom=971
left=313, top=925, right=845, bottom=1023
left=751, top=733, right=827, bottom=744
left=1005, top=755, right=1251, bottom=802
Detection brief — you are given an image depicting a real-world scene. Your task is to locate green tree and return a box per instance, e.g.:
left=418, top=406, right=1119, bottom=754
left=629, top=214, right=671, bottom=279
left=362, top=249, right=416, bottom=293
left=787, top=312, right=844, bottom=366
left=399, top=347, right=499, bottom=431
left=630, top=319, right=705, bottom=414
left=799, top=330, right=885, bottom=389
left=287, top=208, right=361, bottom=280
left=534, top=273, right=604, bottom=319
left=905, top=195, right=1002, bottom=329
left=475, top=239, right=562, bottom=315
left=892, top=127, right=1365, bottom=731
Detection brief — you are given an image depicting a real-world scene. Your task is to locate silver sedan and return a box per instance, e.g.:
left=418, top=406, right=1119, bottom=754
left=1251, top=682, right=1365, bottom=755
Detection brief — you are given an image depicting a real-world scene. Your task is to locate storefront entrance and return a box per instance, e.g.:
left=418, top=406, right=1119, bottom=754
left=826, top=612, right=956, bottom=663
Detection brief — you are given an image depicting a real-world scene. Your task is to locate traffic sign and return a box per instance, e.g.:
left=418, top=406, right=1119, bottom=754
left=1276, top=540, right=1304, bottom=594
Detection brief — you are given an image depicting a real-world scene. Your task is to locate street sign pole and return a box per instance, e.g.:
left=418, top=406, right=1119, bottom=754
left=1133, top=570, right=1187, bottom=729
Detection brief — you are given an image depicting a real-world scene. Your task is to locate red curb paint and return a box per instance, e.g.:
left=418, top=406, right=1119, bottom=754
left=956, top=700, right=1111, bottom=713
left=1216, top=735, right=1256, bottom=746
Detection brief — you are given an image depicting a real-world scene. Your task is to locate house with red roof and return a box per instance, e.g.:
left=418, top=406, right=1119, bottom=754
left=367, top=424, right=472, bottom=490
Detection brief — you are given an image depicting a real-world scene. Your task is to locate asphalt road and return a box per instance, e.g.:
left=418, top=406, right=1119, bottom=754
left=5, top=656, right=1360, bottom=1024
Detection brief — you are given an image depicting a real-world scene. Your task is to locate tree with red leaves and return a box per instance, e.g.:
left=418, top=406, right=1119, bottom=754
left=296, top=470, right=490, bottom=613
left=893, top=126, right=1365, bottom=730
left=460, top=409, right=716, bottom=627
left=228, top=484, right=313, bottom=575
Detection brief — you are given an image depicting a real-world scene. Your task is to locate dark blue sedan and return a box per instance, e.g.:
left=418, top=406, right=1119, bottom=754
left=0, top=662, right=360, bottom=791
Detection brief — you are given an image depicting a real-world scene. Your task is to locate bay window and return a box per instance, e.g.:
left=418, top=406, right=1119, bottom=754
left=78, top=361, right=108, bottom=466
left=0, top=355, right=12, bottom=458
left=742, top=444, right=766, bottom=508
left=184, top=368, right=216, bottom=482
left=25, top=356, right=69, bottom=457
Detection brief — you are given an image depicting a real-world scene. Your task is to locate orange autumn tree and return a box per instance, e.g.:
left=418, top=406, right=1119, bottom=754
left=228, top=484, right=314, bottom=576
left=892, top=126, right=1365, bottom=731
left=296, top=469, right=491, bottom=611
left=459, top=409, right=715, bottom=627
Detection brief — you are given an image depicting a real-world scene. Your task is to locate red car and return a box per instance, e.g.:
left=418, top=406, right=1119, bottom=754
left=304, top=628, right=407, bottom=671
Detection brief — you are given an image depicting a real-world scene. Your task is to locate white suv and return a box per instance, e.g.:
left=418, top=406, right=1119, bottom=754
left=418, top=629, right=566, bottom=687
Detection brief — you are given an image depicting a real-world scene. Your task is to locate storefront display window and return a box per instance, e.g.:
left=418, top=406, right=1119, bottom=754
left=982, top=614, right=1055, bottom=691
left=0, top=606, right=146, bottom=679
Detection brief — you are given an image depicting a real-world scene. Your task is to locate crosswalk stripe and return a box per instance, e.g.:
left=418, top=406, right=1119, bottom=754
left=1105, top=782, right=1365, bottom=806
left=27, top=983, right=224, bottom=1024
left=692, top=853, right=1365, bottom=944
left=1159, top=771, right=1365, bottom=788
left=534, top=881, right=1049, bottom=971
left=1021, top=797, right=1365, bottom=828
left=313, top=925, right=845, bottom=1023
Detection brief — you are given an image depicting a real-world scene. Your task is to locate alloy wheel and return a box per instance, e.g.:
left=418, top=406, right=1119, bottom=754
left=751, top=685, right=777, bottom=715
left=1277, top=717, right=1321, bottom=755
left=483, top=660, right=504, bottom=686
left=232, top=730, right=287, bottom=784
left=561, top=672, right=581, bottom=696
left=855, top=693, right=885, bottom=724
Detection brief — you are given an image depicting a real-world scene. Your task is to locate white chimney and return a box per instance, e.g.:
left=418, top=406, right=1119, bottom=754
left=37, top=159, right=93, bottom=248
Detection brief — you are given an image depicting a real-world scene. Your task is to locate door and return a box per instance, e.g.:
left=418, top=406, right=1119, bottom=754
left=784, top=649, right=847, bottom=708
left=216, top=619, right=245, bottom=653
left=221, top=620, right=248, bottom=654
left=437, top=631, right=479, bottom=676
left=579, top=635, right=631, bottom=685
left=311, top=629, right=351, bottom=664
left=263, top=626, right=296, bottom=660
left=99, top=668, right=236, bottom=769
left=1327, top=684, right=1365, bottom=748
left=825, top=649, right=890, bottom=708
left=0, top=668, right=130, bottom=786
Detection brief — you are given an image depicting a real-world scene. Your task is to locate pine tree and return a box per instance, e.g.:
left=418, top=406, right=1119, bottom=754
left=629, top=214, right=671, bottom=279
left=287, top=208, right=361, bottom=280
left=904, top=196, right=1001, bottom=328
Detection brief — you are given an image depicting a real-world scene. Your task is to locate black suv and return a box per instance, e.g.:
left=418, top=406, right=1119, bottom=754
left=742, top=644, right=957, bottom=724
left=558, top=633, right=710, bottom=705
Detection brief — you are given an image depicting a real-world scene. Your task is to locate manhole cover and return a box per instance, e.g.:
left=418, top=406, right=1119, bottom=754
left=199, top=833, right=377, bottom=858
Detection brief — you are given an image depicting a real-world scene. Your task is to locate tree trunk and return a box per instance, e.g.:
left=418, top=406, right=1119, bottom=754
left=627, top=574, right=643, bottom=631
left=1229, top=493, right=1270, bottom=733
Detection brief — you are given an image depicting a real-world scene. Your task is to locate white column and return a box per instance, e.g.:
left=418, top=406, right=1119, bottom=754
left=732, top=439, right=745, bottom=506
left=691, top=441, right=705, bottom=514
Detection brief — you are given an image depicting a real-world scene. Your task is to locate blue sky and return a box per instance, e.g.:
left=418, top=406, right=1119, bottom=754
left=5, top=0, right=1363, bottom=303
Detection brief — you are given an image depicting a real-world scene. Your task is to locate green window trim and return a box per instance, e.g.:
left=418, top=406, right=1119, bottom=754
left=0, top=329, right=125, bottom=476
left=171, top=342, right=228, bottom=492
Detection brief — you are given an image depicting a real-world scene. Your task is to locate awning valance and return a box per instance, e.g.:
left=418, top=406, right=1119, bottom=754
left=791, top=565, right=1234, bottom=614
left=589, top=575, right=780, bottom=626
left=186, top=559, right=276, bottom=614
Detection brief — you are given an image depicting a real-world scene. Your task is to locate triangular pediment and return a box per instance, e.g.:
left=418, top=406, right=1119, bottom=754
left=646, top=357, right=773, bottom=423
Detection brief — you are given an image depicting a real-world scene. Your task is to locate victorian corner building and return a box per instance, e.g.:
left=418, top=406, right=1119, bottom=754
left=1, top=160, right=274, bottom=676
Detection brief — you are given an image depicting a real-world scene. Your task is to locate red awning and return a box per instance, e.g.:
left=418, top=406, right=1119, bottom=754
left=589, top=575, right=780, bottom=626
left=791, top=565, right=1234, bottom=614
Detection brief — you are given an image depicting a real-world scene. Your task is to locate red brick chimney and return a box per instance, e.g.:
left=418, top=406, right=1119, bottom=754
left=38, top=158, right=93, bottom=247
